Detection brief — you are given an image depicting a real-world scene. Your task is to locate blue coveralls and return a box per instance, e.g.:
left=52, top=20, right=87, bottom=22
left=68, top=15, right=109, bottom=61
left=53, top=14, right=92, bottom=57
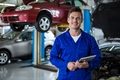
left=50, top=29, right=101, bottom=80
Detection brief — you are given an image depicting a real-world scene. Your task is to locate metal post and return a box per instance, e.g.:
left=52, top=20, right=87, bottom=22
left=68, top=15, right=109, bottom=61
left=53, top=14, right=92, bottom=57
left=83, top=7, right=91, bottom=33
left=32, top=29, right=45, bottom=65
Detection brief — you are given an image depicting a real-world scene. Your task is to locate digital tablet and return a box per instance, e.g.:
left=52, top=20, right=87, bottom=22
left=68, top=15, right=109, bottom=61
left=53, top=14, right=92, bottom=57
left=79, top=55, right=96, bottom=62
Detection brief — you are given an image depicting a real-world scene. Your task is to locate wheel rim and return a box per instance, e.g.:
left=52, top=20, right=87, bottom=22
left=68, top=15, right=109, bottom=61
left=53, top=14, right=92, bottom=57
left=0, top=53, right=8, bottom=64
left=39, top=17, right=50, bottom=31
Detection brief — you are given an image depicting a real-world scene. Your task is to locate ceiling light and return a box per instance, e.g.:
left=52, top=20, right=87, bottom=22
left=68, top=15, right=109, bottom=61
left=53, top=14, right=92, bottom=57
left=0, top=3, right=16, bottom=6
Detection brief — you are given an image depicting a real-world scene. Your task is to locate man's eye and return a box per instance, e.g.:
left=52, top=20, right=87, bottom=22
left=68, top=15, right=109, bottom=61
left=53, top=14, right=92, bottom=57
left=76, top=17, right=81, bottom=20
left=71, top=17, right=74, bottom=19
left=70, top=17, right=81, bottom=20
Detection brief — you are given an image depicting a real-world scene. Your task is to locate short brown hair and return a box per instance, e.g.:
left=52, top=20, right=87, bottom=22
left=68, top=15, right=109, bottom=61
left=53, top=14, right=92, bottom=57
left=68, top=7, right=83, bottom=21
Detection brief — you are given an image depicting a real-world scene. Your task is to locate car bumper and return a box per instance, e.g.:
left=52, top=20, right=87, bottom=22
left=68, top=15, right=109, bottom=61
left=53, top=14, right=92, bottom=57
left=0, top=11, right=36, bottom=23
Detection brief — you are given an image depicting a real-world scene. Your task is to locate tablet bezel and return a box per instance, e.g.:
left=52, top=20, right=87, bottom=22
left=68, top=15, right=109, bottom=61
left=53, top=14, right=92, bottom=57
left=79, top=55, right=96, bottom=62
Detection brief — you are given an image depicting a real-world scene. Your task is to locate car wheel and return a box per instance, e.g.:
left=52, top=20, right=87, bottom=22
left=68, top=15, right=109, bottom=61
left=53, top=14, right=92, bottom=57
left=10, top=23, right=24, bottom=31
left=0, top=51, right=10, bottom=65
left=45, top=46, right=52, bottom=60
left=35, top=14, right=52, bottom=32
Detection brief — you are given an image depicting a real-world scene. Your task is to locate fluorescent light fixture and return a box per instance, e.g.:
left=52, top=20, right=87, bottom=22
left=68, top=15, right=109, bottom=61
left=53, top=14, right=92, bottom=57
left=0, top=3, right=16, bottom=6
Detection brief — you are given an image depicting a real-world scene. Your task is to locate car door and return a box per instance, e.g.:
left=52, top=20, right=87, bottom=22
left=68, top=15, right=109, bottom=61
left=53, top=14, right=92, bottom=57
left=12, top=31, right=32, bottom=57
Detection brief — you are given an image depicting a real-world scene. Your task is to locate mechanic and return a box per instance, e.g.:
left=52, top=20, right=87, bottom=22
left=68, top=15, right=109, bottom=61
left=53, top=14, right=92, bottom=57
left=50, top=7, right=101, bottom=80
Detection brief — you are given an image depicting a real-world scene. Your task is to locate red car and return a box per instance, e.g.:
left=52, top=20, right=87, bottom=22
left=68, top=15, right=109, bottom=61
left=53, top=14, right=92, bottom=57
left=0, top=0, right=75, bottom=32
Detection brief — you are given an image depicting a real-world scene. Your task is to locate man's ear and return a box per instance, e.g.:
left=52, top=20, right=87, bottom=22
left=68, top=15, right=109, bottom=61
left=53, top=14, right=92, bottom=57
left=67, top=17, right=69, bottom=23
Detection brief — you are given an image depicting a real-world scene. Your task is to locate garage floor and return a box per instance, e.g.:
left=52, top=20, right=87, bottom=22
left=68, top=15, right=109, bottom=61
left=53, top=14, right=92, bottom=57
left=0, top=60, right=57, bottom=80
left=1, top=60, right=120, bottom=80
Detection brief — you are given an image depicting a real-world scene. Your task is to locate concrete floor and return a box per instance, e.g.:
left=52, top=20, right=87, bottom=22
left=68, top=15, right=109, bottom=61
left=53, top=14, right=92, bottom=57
left=1, top=60, right=120, bottom=80
left=0, top=60, right=57, bottom=80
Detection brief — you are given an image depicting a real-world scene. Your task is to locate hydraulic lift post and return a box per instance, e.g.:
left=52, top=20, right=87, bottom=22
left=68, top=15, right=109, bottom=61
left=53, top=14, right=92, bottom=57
left=32, top=29, right=45, bottom=65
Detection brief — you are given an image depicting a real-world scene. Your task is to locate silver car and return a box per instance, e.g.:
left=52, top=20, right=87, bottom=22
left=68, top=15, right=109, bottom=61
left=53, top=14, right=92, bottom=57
left=0, top=28, right=55, bottom=65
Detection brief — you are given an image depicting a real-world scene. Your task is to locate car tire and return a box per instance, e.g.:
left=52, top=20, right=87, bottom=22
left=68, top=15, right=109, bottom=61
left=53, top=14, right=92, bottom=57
left=45, top=45, right=52, bottom=60
left=0, top=51, right=10, bottom=65
left=10, top=23, right=24, bottom=31
left=35, top=14, right=52, bottom=32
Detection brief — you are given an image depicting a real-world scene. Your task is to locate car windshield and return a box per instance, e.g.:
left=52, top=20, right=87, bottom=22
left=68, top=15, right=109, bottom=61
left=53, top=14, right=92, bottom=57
left=0, top=30, right=20, bottom=40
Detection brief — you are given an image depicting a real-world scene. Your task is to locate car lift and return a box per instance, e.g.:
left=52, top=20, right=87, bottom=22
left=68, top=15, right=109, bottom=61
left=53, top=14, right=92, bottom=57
left=83, top=6, right=91, bottom=33
left=32, top=28, right=45, bottom=65
left=32, top=28, right=58, bottom=72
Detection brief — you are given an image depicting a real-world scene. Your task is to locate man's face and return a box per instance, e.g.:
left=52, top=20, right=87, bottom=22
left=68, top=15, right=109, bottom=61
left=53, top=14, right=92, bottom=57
left=67, top=12, right=82, bottom=29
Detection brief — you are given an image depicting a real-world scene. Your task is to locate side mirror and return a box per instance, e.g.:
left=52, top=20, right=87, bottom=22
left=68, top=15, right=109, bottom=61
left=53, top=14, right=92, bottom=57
left=15, top=39, right=22, bottom=42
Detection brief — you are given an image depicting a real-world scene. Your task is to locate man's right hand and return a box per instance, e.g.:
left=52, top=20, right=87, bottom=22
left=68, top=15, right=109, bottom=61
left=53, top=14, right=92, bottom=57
left=67, top=62, right=77, bottom=71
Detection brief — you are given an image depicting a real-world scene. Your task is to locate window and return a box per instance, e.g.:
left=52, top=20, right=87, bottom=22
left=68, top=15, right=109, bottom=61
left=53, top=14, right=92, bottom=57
left=19, top=31, right=32, bottom=41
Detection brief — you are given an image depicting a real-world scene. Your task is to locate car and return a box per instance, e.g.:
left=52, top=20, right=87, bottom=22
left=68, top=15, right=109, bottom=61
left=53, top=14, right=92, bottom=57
left=92, top=41, right=120, bottom=80
left=0, top=0, right=75, bottom=32
left=0, top=0, right=35, bottom=26
left=92, top=0, right=120, bottom=38
left=0, top=28, right=55, bottom=65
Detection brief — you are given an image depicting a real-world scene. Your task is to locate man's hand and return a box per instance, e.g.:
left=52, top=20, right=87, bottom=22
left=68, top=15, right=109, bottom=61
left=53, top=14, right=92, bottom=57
left=75, top=60, right=89, bottom=69
left=67, top=62, right=77, bottom=71
left=67, top=60, right=89, bottom=71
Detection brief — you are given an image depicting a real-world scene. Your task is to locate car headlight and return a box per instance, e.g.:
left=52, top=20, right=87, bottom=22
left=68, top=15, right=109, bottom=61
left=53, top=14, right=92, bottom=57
left=15, top=5, right=32, bottom=11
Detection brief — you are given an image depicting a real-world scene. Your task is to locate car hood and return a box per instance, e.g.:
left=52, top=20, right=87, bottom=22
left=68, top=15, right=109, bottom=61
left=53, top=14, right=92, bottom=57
left=0, top=38, right=12, bottom=47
